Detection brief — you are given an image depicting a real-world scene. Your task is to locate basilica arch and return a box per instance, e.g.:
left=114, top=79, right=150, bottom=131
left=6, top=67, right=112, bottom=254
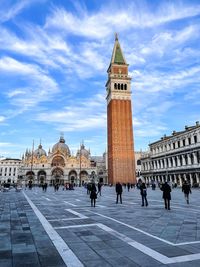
left=68, top=170, right=78, bottom=184
left=37, top=170, right=46, bottom=184
left=51, top=156, right=65, bottom=167
left=51, top=167, right=64, bottom=185
left=80, top=170, right=88, bottom=184
left=26, top=171, right=35, bottom=181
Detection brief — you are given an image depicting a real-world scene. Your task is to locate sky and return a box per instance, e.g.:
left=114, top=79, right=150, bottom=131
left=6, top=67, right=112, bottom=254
left=0, top=0, right=200, bottom=158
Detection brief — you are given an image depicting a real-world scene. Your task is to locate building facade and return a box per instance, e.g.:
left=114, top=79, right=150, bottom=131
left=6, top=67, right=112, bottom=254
left=0, top=158, right=22, bottom=184
left=18, top=136, right=106, bottom=185
left=141, top=122, right=200, bottom=186
left=106, top=34, right=136, bottom=185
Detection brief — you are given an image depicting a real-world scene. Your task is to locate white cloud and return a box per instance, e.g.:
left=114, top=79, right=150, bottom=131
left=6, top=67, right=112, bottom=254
left=36, top=93, right=106, bottom=132
left=0, top=116, right=6, bottom=123
left=44, top=2, right=200, bottom=39
left=0, top=0, right=31, bottom=23
left=0, top=57, right=59, bottom=110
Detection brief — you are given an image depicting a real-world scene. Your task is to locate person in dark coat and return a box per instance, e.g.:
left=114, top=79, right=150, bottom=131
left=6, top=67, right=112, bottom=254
left=127, top=183, right=131, bottom=192
left=97, top=182, right=102, bottom=196
left=115, top=182, right=123, bottom=204
left=90, top=183, right=97, bottom=207
left=182, top=180, right=192, bottom=204
left=140, top=182, right=148, bottom=207
left=160, top=181, right=171, bottom=210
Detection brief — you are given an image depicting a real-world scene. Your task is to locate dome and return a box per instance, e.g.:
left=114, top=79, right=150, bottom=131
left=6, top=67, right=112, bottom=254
left=34, top=144, right=47, bottom=157
left=77, top=144, right=90, bottom=158
left=52, top=136, right=71, bottom=156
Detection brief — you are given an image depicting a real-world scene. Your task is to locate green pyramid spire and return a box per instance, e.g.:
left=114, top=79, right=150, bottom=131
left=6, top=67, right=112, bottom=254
left=110, top=33, right=127, bottom=65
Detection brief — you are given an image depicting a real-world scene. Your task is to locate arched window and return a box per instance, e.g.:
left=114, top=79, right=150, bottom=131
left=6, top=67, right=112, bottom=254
left=124, top=84, right=127, bottom=90
left=137, top=159, right=141, bottom=165
left=191, top=153, right=194, bottom=164
left=118, top=83, right=120, bottom=90
left=121, top=84, right=123, bottom=90
left=114, top=83, right=117, bottom=89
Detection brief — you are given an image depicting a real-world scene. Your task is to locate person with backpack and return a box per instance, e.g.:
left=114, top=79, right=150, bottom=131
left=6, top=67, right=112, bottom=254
left=140, top=182, right=148, bottom=207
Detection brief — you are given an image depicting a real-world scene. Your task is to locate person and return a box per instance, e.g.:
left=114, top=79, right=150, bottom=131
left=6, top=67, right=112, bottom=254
left=140, top=182, right=148, bottom=207
left=97, top=182, right=102, bottom=196
left=127, top=183, right=131, bottom=192
left=182, top=180, right=192, bottom=204
left=90, top=183, right=97, bottom=207
left=87, top=183, right=91, bottom=195
left=160, top=181, right=171, bottom=210
left=44, top=182, right=47, bottom=192
left=115, top=182, right=123, bottom=204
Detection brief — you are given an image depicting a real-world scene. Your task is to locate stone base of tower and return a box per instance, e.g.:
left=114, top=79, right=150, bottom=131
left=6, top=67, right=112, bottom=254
left=107, top=99, right=136, bottom=185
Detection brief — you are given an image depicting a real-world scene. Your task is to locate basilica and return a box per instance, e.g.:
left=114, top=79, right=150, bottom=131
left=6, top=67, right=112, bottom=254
left=19, top=136, right=106, bottom=185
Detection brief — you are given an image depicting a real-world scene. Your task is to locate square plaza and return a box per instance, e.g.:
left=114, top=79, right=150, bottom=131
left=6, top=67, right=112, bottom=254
left=1, top=186, right=200, bottom=267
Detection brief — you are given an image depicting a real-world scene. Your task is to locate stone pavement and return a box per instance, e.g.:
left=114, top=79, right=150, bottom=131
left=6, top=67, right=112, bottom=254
left=0, top=185, right=200, bottom=267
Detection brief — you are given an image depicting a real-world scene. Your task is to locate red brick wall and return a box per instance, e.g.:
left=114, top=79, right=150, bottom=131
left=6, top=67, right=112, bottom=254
left=107, top=99, right=136, bottom=185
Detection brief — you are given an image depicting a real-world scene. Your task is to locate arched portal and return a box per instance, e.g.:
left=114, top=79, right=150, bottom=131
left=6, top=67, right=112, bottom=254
left=68, top=170, right=77, bottom=184
left=80, top=170, right=88, bottom=184
left=51, top=156, right=65, bottom=167
left=26, top=171, right=35, bottom=180
left=51, top=168, right=64, bottom=184
left=37, top=170, right=46, bottom=184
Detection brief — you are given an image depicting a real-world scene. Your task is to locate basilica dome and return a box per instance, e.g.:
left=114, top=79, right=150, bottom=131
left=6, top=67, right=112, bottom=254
left=34, top=144, right=47, bottom=157
left=52, top=136, right=71, bottom=156
left=77, top=144, right=90, bottom=159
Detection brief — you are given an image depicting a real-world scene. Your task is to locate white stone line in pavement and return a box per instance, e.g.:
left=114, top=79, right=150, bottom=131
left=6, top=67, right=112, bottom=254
left=65, top=209, right=88, bottom=219
left=42, top=196, right=51, bottom=201
left=86, top=210, right=174, bottom=245
left=87, top=210, right=200, bottom=246
left=49, top=217, right=87, bottom=222
left=75, top=199, right=81, bottom=201
left=52, top=221, right=200, bottom=264
left=54, top=223, right=97, bottom=229
left=64, top=201, right=77, bottom=207
left=23, top=192, right=84, bottom=267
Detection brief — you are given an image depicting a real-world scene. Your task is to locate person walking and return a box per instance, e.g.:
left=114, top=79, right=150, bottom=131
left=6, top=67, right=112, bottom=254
left=97, top=182, right=102, bottom=196
left=182, top=180, right=192, bottom=204
left=161, top=181, right=171, bottom=210
left=140, top=182, right=148, bottom=207
left=127, top=183, right=131, bottom=192
left=116, top=182, right=123, bottom=204
left=90, top=183, right=97, bottom=207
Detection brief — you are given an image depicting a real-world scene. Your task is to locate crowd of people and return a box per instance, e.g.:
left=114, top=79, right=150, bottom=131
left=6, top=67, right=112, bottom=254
left=1, top=178, right=193, bottom=210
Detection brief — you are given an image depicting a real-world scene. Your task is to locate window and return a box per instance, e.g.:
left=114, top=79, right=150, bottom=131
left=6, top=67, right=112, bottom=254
left=124, top=84, right=127, bottom=90
left=194, top=135, right=197, bottom=143
left=114, top=83, right=117, bottom=89
left=183, top=139, right=185, bottom=146
left=173, top=143, right=175, bottom=149
left=118, top=83, right=120, bottom=89
left=121, top=84, right=123, bottom=90
left=188, top=137, right=191, bottom=145
left=178, top=141, right=180, bottom=148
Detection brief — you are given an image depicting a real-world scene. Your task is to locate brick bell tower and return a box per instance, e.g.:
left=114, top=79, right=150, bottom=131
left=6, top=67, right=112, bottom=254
left=106, top=34, right=136, bottom=185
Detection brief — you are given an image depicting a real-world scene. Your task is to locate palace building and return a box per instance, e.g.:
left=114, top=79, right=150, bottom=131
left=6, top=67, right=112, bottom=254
left=106, top=34, right=136, bottom=184
left=18, top=136, right=107, bottom=185
left=140, top=122, right=200, bottom=186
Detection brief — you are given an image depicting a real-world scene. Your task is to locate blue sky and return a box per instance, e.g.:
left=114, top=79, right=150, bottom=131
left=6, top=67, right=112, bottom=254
left=0, top=0, right=200, bottom=158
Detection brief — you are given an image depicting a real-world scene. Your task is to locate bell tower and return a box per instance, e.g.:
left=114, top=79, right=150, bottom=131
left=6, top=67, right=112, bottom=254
left=106, top=34, right=136, bottom=185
